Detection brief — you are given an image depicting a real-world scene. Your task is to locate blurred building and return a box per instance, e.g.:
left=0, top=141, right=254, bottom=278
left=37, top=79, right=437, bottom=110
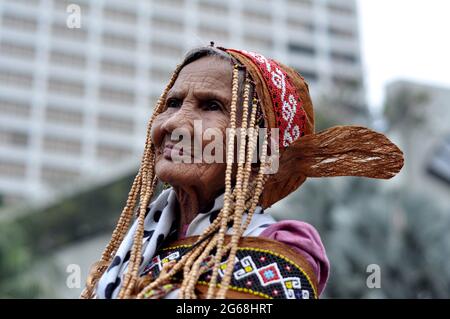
left=386, top=80, right=450, bottom=209
left=0, top=0, right=366, bottom=206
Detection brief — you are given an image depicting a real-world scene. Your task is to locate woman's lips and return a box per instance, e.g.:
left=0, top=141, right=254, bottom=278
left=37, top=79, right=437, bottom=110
left=163, top=143, right=190, bottom=160
left=163, top=144, right=174, bottom=160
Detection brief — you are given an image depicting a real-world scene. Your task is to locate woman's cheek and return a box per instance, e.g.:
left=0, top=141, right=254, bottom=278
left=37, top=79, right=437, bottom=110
left=202, top=116, right=229, bottom=163
left=151, top=116, right=166, bottom=147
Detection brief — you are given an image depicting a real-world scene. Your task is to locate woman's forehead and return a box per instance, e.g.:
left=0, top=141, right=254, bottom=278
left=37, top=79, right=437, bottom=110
left=172, top=57, right=233, bottom=91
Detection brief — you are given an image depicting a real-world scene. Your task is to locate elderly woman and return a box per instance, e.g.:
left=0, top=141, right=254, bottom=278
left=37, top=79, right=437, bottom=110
left=81, top=45, right=404, bottom=299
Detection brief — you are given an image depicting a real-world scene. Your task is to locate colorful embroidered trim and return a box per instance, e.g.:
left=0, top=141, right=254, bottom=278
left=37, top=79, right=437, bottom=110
left=142, top=244, right=317, bottom=299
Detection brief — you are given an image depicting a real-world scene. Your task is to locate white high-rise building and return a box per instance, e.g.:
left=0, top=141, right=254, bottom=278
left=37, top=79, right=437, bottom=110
left=0, top=0, right=365, bottom=206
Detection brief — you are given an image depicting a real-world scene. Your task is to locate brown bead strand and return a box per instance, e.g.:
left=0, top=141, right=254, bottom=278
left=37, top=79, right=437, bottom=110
left=182, top=233, right=220, bottom=298
left=206, top=64, right=240, bottom=299
left=136, top=188, right=239, bottom=299
left=179, top=187, right=243, bottom=298
left=136, top=189, right=241, bottom=298
left=178, top=238, right=215, bottom=298
left=241, top=94, right=260, bottom=202
left=217, top=136, right=269, bottom=297
left=136, top=247, right=199, bottom=299
left=216, top=85, right=259, bottom=298
left=215, top=78, right=252, bottom=298
left=241, top=133, right=269, bottom=232
left=81, top=64, right=182, bottom=299
left=239, top=97, right=267, bottom=232
left=117, top=76, right=178, bottom=298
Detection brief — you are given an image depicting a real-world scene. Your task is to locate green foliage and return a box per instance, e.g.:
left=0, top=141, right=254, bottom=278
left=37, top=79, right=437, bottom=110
left=276, top=178, right=450, bottom=298
left=0, top=220, right=44, bottom=297
left=0, top=172, right=139, bottom=297
left=12, top=174, right=135, bottom=256
left=0, top=222, right=30, bottom=280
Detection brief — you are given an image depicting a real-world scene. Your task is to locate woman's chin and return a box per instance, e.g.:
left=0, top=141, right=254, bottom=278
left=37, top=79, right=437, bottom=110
left=155, top=159, right=196, bottom=185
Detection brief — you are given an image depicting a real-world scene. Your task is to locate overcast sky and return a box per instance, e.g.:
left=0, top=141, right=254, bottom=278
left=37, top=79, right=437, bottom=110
left=357, top=0, right=450, bottom=111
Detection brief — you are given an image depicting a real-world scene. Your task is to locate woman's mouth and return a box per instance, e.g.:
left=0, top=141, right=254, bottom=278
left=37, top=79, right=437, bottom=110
left=163, top=143, right=174, bottom=160
left=163, top=143, right=189, bottom=161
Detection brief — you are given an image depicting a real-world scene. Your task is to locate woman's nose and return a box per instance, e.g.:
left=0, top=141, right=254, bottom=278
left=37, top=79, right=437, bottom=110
left=160, top=104, right=197, bottom=138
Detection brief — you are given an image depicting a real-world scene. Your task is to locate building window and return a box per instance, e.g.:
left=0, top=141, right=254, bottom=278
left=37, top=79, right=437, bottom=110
left=288, top=42, right=316, bottom=56
left=286, top=0, right=313, bottom=8
left=197, top=22, right=229, bottom=42
left=157, top=0, right=185, bottom=8
left=0, top=129, right=29, bottom=148
left=0, top=98, right=31, bottom=118
left=1, top=12, right=38, bottom=33
left=243, top=34, right=273, bottom=51
left=328, top=26, right=355, bottom=39
left=327, top=2, right=355, bottom=16
left=102, top=32, right=137, bottom=51
left=0, top=69, right=34, bottom=89
left=43, top=136, right=82, bottom=155
left=150, top=40, right=184, bottom=59
left=99, top=86, right=135, bottom=105
left=332, top=75, right=361, bottom=90
left=149, top=65, right=172, bottom=83
left=50, top=50, right=87, bottom=68
left=52, top=0, right=89, bottom=14
left=41, top=165, right=80, bottom=185
left=51, top=22, right=88, bottom=42
left=0, top=161, right=26, bottom=179
left=96, top=143, right=133, bottom=161
left=198, top=0, right=228, bottom=15
left=0, top=40, right=36, bottom=60
left=295, top=69, right=319, bottom=83
left=330, top=51, right=358, bottom=64
left=103, top=5, right=137, bottom=25
left=97, top=114, right=134, bottom=133
left=47, top=77, right=85, bottom=97
left=287, top=17, right=315, bottom=33
left=45, top=106, right=83, bottom=126
left=5, top=0, right=40, bottom=6
left=151, top=14, right=184, bottom=33
left=242, top=8, right=272, bottom=24
left=427, top=136, right=450, bottom=185
left=100, top=59, right=136, bottom=78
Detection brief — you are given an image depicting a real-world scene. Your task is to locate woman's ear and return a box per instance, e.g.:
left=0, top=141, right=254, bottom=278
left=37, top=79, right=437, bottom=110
left=286, top=126, right=404, bottom=179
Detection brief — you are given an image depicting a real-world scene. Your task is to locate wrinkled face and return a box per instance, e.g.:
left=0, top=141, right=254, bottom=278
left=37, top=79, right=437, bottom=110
left=151, top=56, right=233, bottom=193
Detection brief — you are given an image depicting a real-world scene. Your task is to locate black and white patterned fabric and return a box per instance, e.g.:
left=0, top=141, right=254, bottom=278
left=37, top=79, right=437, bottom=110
left=96, top=187, right=275, bottom=299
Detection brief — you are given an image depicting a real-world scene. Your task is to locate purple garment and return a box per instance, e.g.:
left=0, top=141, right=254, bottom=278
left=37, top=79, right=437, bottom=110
left=259, top=220, right=330, bottom=296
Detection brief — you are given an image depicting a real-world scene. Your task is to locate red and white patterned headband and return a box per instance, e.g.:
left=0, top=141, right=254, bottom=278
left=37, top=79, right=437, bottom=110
left=226, top=49, right=307, bottom=149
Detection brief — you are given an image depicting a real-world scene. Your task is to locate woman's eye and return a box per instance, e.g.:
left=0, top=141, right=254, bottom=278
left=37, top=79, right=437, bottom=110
left=167, top=99, right=181, bottom=108
left=203, top=100, right=221, bottom=111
